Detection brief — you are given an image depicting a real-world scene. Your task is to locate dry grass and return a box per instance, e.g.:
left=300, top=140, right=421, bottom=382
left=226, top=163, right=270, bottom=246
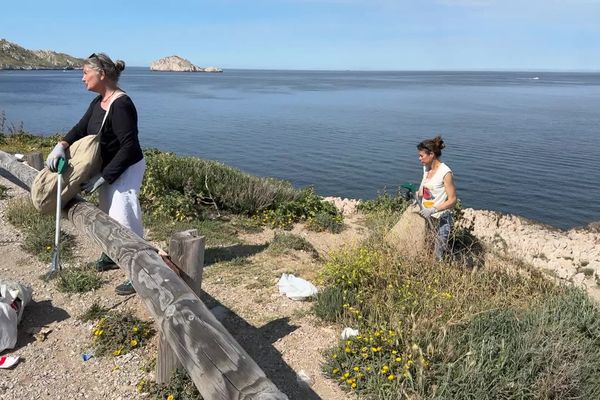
left=318, top=212, right=600, bottom=399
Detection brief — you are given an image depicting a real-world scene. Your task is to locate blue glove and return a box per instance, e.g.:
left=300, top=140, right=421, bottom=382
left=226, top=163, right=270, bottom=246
left=82, top=175, right=106, bottom=194
left=46, top=143, right=67, bottom=172
left=419, top=207, right=437, bottom=219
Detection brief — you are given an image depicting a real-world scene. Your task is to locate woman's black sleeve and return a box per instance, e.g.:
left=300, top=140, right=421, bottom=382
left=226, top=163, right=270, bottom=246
left=101, top=98, right=143, bottom=184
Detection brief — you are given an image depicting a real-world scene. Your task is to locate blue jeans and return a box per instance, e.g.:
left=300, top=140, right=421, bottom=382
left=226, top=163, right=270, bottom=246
left=433, top=213, right=453, bottom=261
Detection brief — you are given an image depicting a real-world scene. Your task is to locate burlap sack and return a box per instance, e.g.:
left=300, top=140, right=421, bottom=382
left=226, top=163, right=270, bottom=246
left=385, top=204, right=428, bottom=258
left=31, top=134, right=101, bottom=214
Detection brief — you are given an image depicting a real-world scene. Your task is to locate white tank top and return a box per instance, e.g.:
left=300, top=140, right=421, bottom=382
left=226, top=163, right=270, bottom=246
left=420, top=162, right=452, bottom=218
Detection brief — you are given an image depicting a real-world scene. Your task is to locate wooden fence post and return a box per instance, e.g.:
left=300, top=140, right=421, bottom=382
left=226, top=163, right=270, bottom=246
left=24, top=152, right=43, bottom=171
left=157, top=229, right=206, bottom=384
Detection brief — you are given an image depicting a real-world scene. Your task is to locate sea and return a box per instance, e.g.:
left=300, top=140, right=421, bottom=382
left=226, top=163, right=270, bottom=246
left=1, top=68, right=599, bottom=230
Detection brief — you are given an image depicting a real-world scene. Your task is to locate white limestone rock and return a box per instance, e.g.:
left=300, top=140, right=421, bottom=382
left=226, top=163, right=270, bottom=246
left=149, top=55, right=222, bottom=72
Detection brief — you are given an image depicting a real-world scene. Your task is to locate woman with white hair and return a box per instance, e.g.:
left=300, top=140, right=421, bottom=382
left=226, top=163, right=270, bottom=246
left=46, top=52, right=144, bottom=295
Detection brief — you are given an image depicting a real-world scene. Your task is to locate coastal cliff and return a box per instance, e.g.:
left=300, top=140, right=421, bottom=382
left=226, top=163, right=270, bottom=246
left=458, top=208, right=600, bottom=285
left=0, top=39, right=84, bottom=70
left=150, top=55, right=222, bottom=72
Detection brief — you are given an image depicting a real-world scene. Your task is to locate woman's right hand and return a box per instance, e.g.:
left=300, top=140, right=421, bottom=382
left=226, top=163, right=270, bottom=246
left=46, top=143, right=67, bottom=172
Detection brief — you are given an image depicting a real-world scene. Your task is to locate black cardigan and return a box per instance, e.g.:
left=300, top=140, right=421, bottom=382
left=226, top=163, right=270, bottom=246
left=64, top=95, right=144, bottom=184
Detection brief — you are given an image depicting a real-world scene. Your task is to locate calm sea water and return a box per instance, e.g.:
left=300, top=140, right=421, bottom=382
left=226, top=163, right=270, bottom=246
left=1, top=68, right=599, bottom=230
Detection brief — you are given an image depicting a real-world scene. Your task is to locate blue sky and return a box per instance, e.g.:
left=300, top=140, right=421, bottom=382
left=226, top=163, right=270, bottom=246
left=2, top=0, right=599, bottom=70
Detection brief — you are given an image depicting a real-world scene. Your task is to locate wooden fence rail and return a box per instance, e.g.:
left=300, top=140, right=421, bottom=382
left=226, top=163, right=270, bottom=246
left=0, top=150, right=288, bottom=400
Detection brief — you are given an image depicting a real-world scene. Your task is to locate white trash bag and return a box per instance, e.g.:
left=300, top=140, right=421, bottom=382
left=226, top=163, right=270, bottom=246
left=340, top=327, right=359, bottom=340
left=0, top=280, right=33, bottom=353
left=277, top=273, right=318, bottom=301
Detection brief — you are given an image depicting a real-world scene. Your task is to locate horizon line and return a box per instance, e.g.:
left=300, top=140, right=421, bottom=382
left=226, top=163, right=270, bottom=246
left=126, top=66, right=600, bottom=73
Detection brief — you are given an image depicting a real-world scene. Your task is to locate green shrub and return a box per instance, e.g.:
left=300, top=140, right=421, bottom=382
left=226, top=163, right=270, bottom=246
left=314, top=286, right=356, bottom=322
left=257, top=187, right=343, bottom=232
left=306, top=210, right=345, bottom=233
left=357, top=189, right=409, bottom=214
left=92, top=311, right=155, bottom=356
left=55, top=265, right=103, bottom=293
left=5, top=197, right=74, bottom=262
left=0, top=184, right=8, bottom=200
left=320, top=245, right=381, bottom=291
left=79, top=302, right=109, bottom=322
left=324, top=328, right=424, bottom=396
left=269, top=232, right=317, bottom=256
left=140, top=149, right=299, bottom=220
left=137, top=369, right=202, bottom=400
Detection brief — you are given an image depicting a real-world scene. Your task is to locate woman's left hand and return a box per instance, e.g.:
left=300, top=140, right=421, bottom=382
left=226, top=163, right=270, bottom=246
left=82, top=175, right=106, bottom=194
left=419, top=207, right=437, bottom=218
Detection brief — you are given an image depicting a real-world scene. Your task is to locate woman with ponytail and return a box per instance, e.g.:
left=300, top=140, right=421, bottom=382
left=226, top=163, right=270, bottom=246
left=416, top=135, right=457, bottom=261
left=45, top=52, right=144, bottom=295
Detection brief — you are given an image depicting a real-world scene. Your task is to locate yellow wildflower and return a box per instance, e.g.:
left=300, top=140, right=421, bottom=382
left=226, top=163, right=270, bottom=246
left=167, top=395, right=175, bottom=400
left=130, top=339, right=138, bottom=347
left=353, top=366, right=359, bottom=371
left=388, top=374, right=395, bottom=381
left=132, top=325, right=139, bottom=332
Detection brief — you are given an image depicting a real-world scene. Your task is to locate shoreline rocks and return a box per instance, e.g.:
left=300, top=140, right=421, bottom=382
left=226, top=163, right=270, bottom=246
left=149, top=55, right=222, bottom=73
left=458, top=208, right=600, bottom=285
left=323, top=197, right=361, bottom=216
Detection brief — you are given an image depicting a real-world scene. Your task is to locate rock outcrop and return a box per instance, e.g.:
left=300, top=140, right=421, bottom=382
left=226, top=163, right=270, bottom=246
left=149, top=56, right=222, bottom=73
left=458, top=208, right=600, bottom=286
left=0, top=39, right=84, bottom=70
left=323, top=197, right=361, bottom=216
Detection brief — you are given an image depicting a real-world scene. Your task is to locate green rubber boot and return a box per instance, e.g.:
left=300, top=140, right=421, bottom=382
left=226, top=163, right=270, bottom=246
left=95, top=253, right=118, bottom=272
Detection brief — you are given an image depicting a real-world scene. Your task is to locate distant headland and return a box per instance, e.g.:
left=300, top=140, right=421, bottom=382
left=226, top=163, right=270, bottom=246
left=0, top=39, right=223, bottom=73
left=0, top=39, right=84, bottom=70
left=150, top=55, right=222, bottom=73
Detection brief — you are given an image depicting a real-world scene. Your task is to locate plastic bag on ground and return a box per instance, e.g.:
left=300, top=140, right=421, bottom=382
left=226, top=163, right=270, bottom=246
left=341, top=327, right=359, bottom=340
left=0, top=280, right=33, bottom=353
left=277, top=273, right=318, bottom=300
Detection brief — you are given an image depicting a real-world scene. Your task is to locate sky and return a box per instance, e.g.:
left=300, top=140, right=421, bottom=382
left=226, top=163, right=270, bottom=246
left=2, top=0, right=600, bottom=71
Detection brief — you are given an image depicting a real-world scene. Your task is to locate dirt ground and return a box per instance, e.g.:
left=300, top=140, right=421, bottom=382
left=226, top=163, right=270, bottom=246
left=0, top=172, right=361, bottom=400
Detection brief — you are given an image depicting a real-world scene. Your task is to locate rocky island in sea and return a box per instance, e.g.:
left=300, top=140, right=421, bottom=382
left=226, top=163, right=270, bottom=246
left=0, top=39, right=84, bottom=70
left=150, top=55, right=222, bottom=72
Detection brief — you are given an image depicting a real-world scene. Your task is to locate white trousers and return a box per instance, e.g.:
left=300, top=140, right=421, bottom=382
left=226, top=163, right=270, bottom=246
left=98, top=158, right=145, bottom=238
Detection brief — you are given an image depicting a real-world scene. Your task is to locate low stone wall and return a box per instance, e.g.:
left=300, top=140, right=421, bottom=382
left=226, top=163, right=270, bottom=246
left=459, top=208, right=600, bottom=286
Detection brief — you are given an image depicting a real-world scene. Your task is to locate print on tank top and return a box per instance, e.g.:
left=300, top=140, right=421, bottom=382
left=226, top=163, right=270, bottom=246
left=422, top=187, right=435, bottom=209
